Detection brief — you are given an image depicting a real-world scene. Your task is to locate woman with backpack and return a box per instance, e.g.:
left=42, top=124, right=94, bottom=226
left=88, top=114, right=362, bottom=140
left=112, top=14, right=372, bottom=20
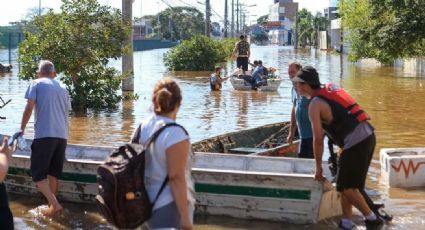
left=131, top=78, right=195, bottom=230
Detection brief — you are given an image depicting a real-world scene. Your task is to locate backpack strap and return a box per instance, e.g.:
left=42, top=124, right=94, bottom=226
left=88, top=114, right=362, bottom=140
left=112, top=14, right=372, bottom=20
left=131, top=124, right=142, bottom=144
left=142, top=122, right=189, bottom=207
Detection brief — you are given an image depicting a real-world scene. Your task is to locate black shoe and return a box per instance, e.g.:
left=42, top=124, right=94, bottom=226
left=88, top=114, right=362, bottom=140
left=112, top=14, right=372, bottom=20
left=338, top=220, right=355, bottom=230
left=365, top=218, right=383, bottom=230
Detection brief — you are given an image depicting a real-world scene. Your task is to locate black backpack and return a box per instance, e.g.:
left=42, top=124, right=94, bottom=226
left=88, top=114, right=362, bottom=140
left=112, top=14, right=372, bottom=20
left=96, top=123, right=186, bottom=229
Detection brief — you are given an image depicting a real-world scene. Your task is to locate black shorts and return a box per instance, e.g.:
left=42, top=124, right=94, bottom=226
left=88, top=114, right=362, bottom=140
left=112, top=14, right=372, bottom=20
left=30, top=137, right=67, bottom=182
left=336, top=134, right=375, bottom=192
left=298, top=138, right=313, bottom=159
left=236, top=57, right=249, bottom=71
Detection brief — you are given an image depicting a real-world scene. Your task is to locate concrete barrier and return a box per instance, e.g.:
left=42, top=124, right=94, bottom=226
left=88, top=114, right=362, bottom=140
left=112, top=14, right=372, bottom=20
left=380, top=147, right=425, bottom=188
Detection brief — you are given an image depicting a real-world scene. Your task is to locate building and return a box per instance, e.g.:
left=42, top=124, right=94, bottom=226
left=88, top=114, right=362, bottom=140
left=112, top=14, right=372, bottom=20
left=267, top=0, right=298, bottom=45
left=327, top=0, right=349, bottom=53
left=133, top=18, right=153, bottom=40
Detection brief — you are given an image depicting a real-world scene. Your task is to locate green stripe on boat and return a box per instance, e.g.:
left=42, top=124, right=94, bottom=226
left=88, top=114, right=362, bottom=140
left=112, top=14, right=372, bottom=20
left=195, top=183, right=311, bottom=200
left=8, top=167, right=311, bottom=200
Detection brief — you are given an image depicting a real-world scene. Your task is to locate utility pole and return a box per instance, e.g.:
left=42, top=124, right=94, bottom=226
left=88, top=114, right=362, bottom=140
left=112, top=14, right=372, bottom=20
left=340, top=0, right=344, bottom=54
left=231, top=0, right=234, bottom=37
left=242, top=13, right=245, bottom=35
left=294, top=12, right=298, bottom=49
left=236, top=0, right=239, bottom=35
left=39, top=0, right=41, bottom=16
left=205, top=0, right=211, bottom=37
left=224, top=0, right=228, bottom=38
left=122, top=0, right=134, bottom=92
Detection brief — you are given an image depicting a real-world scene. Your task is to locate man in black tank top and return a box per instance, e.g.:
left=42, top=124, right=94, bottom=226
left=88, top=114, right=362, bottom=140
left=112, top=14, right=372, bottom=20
left=232, top=35, right=250, bottom=71
left=292, top=66, right=383, bottom=230
left=0, top=137, right=15, bottom=230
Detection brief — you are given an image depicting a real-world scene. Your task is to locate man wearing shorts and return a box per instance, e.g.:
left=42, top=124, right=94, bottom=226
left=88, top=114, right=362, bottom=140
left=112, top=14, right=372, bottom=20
left=291, top=66, right=383, bottom=229
left=286, top=62, right=314, bottom=159
left=232, top=35, right=250, bottom=72
left=20, top=60, right=70, bottom=216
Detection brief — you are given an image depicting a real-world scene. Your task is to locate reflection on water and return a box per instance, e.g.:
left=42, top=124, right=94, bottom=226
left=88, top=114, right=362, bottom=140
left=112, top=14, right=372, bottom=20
left=2, top=46, right=425, bottom=229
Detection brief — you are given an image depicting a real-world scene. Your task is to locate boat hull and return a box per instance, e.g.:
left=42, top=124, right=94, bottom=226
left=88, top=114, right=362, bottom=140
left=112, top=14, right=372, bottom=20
left=1, top=132, right=340, bottom=224
left=192, top=121, right=299, bottom=157
left=229, top=76, right=282, bottom=91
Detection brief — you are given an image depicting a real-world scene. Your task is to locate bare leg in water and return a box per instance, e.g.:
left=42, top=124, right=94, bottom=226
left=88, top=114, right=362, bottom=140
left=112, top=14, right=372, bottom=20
left=36, top=177, right=63, bottom=216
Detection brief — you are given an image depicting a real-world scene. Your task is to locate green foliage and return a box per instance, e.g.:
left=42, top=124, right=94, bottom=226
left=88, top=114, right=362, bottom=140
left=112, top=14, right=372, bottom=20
left=152, top=7, right=204, bottom=41
left=340, top=0, right=425, bottom=64
left=296, top=9, right=314, bottom=48
left=18, top=0, right=130, bottom=110
left=163, top=36, right=237, bottom=71
left=257, top=15, right=269, bottom=25
left=296, top=9, right=328, bottom=48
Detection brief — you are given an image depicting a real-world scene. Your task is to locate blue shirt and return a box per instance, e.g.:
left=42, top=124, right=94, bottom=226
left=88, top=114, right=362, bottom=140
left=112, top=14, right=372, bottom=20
left=25, top=77, right=70, bottom=139
left=292, top=87, right=313, bottom=139
left=252, top=66, right=264, bottom=82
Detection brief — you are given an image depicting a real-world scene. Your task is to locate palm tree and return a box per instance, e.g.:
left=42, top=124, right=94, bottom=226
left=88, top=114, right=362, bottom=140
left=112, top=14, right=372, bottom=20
left=297, top=9, right=314, bottom=48
left=312, top=12, right=329, bottom=48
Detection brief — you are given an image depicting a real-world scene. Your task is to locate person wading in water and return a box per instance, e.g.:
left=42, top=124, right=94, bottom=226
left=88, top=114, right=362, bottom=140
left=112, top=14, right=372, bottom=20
left=232, top=35, right=250, bottom=73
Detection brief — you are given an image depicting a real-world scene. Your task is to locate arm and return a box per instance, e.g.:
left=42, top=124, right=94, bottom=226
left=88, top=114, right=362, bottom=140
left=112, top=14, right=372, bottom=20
left=287, top=105, right=297, bottom=144
left=20, top=100, right=35, bottom=133
left=0, top=138, right=13, bottom=182
left=309, top=99, right=325, bottom=181
left=232, top=43, right=238, bottom=58
left=166, top=140, right=192, bottom=230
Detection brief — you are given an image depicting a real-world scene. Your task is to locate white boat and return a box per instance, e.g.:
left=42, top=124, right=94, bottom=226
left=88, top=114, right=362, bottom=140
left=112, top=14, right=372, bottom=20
left=1, top=134, right=341, bottom=224
left=228, top=68, right=283, bottom=92
left=380, top=147, right=425, bottom=188
left=230, top=76, right=283, bottom=91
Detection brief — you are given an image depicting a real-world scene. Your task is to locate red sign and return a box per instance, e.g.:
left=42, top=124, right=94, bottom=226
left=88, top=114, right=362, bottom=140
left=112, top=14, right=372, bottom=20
left=264, top=21, right=282, bottom=29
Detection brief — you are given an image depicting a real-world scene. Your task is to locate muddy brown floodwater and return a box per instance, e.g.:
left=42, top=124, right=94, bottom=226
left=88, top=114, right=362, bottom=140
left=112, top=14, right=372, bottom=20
left=1, top=46, right=425, bottom=229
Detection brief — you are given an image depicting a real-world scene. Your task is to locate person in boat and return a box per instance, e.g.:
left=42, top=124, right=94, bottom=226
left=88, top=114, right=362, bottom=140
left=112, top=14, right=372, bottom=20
left=19, top=60, right=70, bottom=216
left=0, top=137, right=16, bottom=230
left=286, top=62, right=314, bottom=159
left=131, top=78, right=195, bottom=230
left=232, top=35, right=250, bottom=72
left=251, top=60, right=266, bottom=89
left=210, top=66, right=229, bottom=91
left=291, top=66, right=383, bottom=229
left=249, top=60, right=259, bottom=72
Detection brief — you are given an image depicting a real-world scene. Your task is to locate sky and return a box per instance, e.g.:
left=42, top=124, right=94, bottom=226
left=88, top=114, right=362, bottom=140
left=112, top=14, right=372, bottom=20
left=0, top=0, right=329, bottom=26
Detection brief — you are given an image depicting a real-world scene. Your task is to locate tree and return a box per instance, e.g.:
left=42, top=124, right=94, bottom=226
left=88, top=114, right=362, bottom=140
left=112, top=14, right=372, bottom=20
left=296, top=9, right=314, bottom=48
left=312, top=12, right=328, bottom=48
left=257, top=15, right=269, bottom=25
left=163, top=35, right=236, bottom=71
left=152, top=7, right=204, bottom=41
left=340, top=0, right=425, bottom=64
left=18, top=0, right=130, bottom=110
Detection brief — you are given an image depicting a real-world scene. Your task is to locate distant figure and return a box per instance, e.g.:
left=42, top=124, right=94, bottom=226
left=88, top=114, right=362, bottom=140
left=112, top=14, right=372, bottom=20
left=251, top=60, right=266, bottom=89
left=249, top=60, right=259, bottom=72
left=210, top=66, right=229, bottom=91
left=132, top=78, right=195, bottom=230
left=20, top=60, right=70, bottom=216
left=232, top=35, right=250, bottom=71
left=286, top=62, right=314, bottom=159
left=0, top=137, right=16, bottom=230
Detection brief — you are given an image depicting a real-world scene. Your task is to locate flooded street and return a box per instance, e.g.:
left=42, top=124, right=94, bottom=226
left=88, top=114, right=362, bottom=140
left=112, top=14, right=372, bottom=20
left=1, top=45, right=425, bottom=229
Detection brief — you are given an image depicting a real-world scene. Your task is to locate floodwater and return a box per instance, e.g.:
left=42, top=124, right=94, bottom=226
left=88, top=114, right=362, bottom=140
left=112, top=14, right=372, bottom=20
left=1, top=46, right=425, bottom=229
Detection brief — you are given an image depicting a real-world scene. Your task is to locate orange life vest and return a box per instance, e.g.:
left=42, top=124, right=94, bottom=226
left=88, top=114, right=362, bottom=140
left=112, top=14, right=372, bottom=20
left=312, top=83, right=370, bottom=147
